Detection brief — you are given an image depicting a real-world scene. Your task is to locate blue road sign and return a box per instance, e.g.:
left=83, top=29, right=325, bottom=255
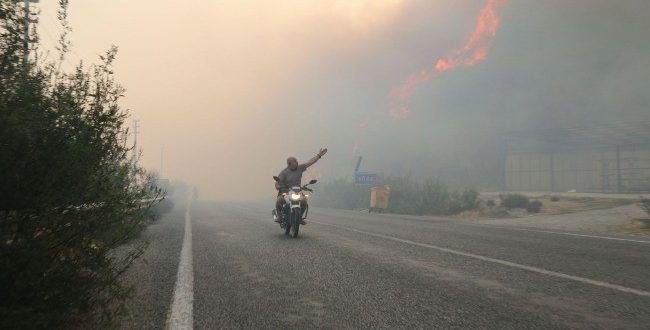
left=354, top=171, right=378, bottom=186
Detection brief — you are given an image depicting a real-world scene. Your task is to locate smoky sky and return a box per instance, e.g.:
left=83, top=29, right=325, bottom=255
left=35, top=0, right=650, bottom=200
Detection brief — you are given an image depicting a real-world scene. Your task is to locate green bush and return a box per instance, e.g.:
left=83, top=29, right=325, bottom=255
left=500, top=193, right=530, bottom=209
left=526, top=200, right=543, bottom=213
left=418, top=178, right=451, bottom=215
left=0, top=2, right=161, bottom=327
left=550, top=196, right=560, bottom=202
left=448, top=188, right=480, bottom=214
left=381, top=175, right=414, bottom=213
left=386, top=176, right=445, bottom=215
left=486, top=199, right=496, bottom=207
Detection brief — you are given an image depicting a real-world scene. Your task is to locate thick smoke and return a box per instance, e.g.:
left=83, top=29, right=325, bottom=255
left=37, top=0, right=650, bottom=200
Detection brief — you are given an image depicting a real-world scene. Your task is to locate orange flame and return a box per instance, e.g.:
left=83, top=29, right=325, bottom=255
left=434, top=58, right=454, bottom=72
left=388, top=0, right=507, bottom=119
left=435, top=0, right=505, bottom=72
left=389, top=69, right=433, bottom=102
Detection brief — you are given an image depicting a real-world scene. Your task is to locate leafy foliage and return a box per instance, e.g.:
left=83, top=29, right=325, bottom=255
left=448, top=189, right=481, bottom=215
left=526, top=200, right=543, bottom=213
left=499, top=193, right=531, bottom=209
left=0, top=1, right=161, bottom=327
left=498, top=193, right=543, bottom=213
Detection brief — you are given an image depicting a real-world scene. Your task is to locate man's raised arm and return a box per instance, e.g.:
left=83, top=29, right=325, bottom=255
left=304, top=148, right=328, bottom=168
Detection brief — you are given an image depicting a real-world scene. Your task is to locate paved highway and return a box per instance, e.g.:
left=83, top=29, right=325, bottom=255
left=118, top=201, right=650, bottom=329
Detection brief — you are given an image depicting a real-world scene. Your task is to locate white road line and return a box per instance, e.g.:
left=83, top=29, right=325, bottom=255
left=483, top=226, right=650, bottom=244
left=166, top=202, right=194, bottom=330
left=440, top=219, right=650, bottom=244
left=312, top=220, right=650, bottom=297
left=314, top=210, right=650, bottom=245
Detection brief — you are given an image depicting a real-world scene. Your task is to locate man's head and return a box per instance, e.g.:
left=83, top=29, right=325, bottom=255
left=286, top=157, right=298, bottom=171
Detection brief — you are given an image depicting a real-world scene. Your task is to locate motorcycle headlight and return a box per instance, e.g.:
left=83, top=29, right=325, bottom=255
left=290, top=193, right=301, bottom=201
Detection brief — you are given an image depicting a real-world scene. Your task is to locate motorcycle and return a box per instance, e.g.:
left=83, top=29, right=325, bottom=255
left=272, top=176, right=317, bottom=238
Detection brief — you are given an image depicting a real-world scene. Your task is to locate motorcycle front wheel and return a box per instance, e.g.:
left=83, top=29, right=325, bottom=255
left=284, top=209, right=291, bottom=236
left=290, top=208, right=300, bottom=238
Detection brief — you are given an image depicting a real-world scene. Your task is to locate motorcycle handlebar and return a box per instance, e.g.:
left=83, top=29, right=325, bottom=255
left=274, top=178, right=317, bottom=191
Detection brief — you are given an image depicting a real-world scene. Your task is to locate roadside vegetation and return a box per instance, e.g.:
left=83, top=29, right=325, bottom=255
left=478, top=194, right=636, bottom=218
left=525, top=195, right=633, bottom=215
left=316, top=178, right=640, bottom=221
left=0, top=1, right=162, bottom=327
left=498, top=193, right=543, bottom=213
left=315, top=175, right=481, bottom=216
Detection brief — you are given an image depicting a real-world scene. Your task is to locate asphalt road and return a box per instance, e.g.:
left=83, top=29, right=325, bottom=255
left=118, top=201, right=650, bottom=329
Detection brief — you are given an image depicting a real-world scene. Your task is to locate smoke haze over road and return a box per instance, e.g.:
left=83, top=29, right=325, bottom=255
left=35, top=0, right=650, bottom=200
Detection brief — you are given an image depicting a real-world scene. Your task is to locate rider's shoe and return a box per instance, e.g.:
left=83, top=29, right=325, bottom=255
left=272, top=209, right=281, bottom=223
left=299, top=219, right=307, bottom=225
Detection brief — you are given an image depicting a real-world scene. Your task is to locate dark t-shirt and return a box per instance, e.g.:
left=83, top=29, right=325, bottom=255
left=278, top=164, right=309, bottom=189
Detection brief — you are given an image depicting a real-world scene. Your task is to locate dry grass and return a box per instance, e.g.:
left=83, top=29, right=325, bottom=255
left=539, top=196, right=635, bottom=215
left=456, top=210, right=482, bottom=220
left=472, top=194, right=636, bottom=219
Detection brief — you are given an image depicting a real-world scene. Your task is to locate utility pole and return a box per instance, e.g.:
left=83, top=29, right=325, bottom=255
left=15, top=0, right=39, bottom=65
left=355, top=156, right=363, bottom=172
left=132, top=119, right=140, bottom=163
left=160, top=144, right=164, bottom=177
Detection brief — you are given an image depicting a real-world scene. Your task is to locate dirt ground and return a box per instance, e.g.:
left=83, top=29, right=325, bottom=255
left=368, top=192, right=650, bottom=237
left=473, top=193, right=650, bottom=237
left=514, top=195, right=634, bottom=215
left=477, top=192, right=642, bottom=217
left=480, top=191, right=649, bottom=200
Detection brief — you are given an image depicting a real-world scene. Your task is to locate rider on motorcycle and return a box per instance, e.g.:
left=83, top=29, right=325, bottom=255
left=275, top=148, right=328, bottom=225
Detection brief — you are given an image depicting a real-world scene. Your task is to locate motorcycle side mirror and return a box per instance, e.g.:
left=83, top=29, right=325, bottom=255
left=309, top=179, right=317, bottom=184
left=273, top=176, right=280, bottom=182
